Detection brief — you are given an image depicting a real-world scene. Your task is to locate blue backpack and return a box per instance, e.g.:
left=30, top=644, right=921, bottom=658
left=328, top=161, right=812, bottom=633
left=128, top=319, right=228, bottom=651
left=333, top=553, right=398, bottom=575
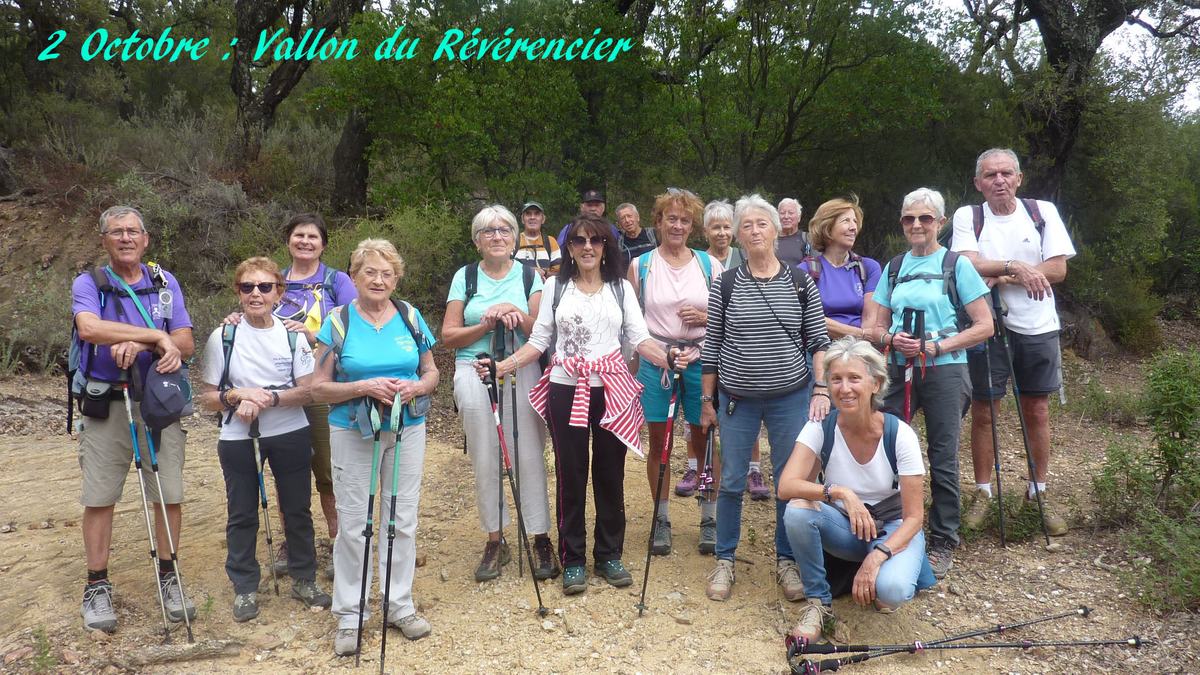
left=819, top=409, right=901, bottom=489
left=635, top=248, right=714, bottom=312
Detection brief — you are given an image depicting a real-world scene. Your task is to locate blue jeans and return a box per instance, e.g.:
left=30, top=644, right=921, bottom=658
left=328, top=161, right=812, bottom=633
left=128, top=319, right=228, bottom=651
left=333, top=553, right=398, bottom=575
left=715, top=386, right=810, bottom=562
left=784, top=502, right=925, bottom=608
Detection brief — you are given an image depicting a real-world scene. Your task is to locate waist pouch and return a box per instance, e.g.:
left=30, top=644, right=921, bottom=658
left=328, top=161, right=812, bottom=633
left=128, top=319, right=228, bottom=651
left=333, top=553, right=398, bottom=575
left=80, top=380, right=117, bottom=419
left=833, top=491, right=904, bottom=535
left=405, top=394, right=431, bottom=419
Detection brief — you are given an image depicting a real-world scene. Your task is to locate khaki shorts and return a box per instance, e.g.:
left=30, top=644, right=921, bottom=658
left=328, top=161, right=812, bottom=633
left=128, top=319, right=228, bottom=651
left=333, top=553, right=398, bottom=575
left=78, top=399, right=186, bottom=507
left=305, top=403, right=333, bottom=495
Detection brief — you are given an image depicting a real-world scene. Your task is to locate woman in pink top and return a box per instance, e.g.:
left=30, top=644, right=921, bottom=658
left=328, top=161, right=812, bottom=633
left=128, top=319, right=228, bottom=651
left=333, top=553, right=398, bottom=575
left=628, top=189, right=725, bottom=557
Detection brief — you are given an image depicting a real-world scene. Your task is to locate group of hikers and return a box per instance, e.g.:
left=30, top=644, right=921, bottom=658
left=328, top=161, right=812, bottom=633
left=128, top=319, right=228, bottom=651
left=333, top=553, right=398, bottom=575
left=70, top=147, right=1076, bottom=655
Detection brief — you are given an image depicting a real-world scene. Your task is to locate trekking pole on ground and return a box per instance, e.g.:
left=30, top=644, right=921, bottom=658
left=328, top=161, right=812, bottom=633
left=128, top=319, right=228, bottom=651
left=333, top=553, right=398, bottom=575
left=249, top=420, right=280, bottom=596
left=493, top=326, right=508, bottom=572
left=354, top=401, right=384, bottom=667
left=118, top=380, right=172, bottom=643
left=696, top=425, right=716, bottom=505
left=506, top=329, right=525, bottom=578
left=378, top=392, right=405, bottom=675
left=636, top=352, right=680, bottom=617
left=982, top=321, right=1006, bottom=548
left=787, top=605, right=1091, bottom=672
left=477, top=352, right=548, bottom=617
left=901, top=308, right=915, bottom=423
left=992, top=288, right=1051, bottom=546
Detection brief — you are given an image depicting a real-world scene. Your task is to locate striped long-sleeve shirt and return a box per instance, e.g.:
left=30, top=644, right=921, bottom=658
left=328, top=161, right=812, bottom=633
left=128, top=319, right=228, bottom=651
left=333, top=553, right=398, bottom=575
left=701, top=264, right=831, bottom=398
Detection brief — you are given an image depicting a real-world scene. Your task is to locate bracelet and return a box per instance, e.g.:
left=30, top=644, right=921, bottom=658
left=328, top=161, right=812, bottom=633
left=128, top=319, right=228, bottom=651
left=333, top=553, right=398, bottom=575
left=879, top=332, right=889, bottom=348
left=218, top=389, right=234, bottom=409
left=511, top=353, right=521, bottom=369
left=873, top=543, right=893, bottom=560
left=270, top=391, right=280, bottom=407
left=888, top=332, right=897, bottom=350
left=813, top=392, right=831, bottom=401
left=933, top=342, right=942, bottom=358
left=1004, top=260, right=1013, bottom=275
left=823, top=484, right=834, bottom=503
left=813, top=381, right=828, bottom=388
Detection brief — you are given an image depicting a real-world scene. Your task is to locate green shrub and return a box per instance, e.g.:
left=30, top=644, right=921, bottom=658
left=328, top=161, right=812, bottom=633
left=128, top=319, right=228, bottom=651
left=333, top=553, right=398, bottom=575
left=1066, top=246, right=1163, bottom=352
left=1091, top=438, right=1157, bottom=526
left=1065, top=379, right=1145, bottom=427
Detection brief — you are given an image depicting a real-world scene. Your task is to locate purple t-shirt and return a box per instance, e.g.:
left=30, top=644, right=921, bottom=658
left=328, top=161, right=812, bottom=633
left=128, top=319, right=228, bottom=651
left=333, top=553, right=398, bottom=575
left=274, top=263, right=358, bottom=331
left=72, top=264, right=193, bottom=383
left=797, top=255, right=882, bottom=327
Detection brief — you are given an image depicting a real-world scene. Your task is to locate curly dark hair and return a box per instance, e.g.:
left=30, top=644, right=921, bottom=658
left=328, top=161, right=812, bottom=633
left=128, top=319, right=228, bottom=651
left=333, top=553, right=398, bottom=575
left=557, top=214, right=625, bottom=284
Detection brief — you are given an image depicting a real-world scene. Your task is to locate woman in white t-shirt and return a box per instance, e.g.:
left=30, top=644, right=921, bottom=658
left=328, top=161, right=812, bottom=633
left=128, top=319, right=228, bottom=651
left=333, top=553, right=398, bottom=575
left=778, top=337, right=932, bottom=643
left=198, top=257, right=329, bottom=623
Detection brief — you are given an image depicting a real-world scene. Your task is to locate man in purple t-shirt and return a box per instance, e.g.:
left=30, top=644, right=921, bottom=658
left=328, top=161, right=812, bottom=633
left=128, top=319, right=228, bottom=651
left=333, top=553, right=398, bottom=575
left=71, top=205, right=195, bottom=634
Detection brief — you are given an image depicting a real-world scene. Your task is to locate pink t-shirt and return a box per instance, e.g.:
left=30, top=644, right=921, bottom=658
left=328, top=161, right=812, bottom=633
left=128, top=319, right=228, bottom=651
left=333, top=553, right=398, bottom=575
left=634, top=250, right=724, bottom=346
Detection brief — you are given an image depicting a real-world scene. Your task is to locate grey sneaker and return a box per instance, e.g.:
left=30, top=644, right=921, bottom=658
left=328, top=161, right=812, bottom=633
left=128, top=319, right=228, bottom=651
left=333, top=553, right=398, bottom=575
left=706, top=559, right=735, bottom=601
left=81, top=581, right=117, bottom=633
left=698, top=517, right=716, bottom=555
left=272, top=542, right=289, bottom=576
left=333, top=628, right=359, bottom=656
left=232, top=592, right=259, bottom=622
left=928, top=540, right=954, bottom=580
left=651, top=515, right=672, bottom=556
left=291, top=579, right=332, bottom=608
left=390, top=612, right=431, bottom=640
left=474, top=539, right=512, bottom=582
left=792, top=598, right=834, bottom=641
left=777, top=559, right=805, bottom=602
left=160, top=572, right=196, bottom=623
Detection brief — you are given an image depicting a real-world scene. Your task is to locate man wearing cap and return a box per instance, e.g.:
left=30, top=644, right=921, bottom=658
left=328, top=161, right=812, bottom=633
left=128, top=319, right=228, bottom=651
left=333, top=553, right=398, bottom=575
left=71, top=205, right=196, bottom=633
left=557, top=188, right=619, bottom=247
left=513, top=201, right=561, bottom=279
left=615, top=203, right=657, bottom=264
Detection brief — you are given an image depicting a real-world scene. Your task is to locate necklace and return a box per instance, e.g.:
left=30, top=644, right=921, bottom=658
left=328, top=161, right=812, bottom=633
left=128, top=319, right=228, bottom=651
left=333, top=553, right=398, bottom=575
left=357, top=302, right=390, bottom=333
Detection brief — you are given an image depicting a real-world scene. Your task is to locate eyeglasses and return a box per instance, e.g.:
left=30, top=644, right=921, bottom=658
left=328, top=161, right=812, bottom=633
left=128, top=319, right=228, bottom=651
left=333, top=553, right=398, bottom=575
left=900, top=214, right=938, bottom=226
left=479, top=227, right=513, bottom=239
left=568, top=235, right=607, bottom=248
left=102, top=228, right=145, bottom=239
left=361, top=268, right=397, bottom=281
left=237, top=282, right=280, bottom=294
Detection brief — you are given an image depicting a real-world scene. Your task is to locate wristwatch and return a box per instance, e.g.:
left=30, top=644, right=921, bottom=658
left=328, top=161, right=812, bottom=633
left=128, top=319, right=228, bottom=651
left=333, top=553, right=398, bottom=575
left=700, top=395, right=714, bottom=402
left=873, top=543, right=893, bottom=560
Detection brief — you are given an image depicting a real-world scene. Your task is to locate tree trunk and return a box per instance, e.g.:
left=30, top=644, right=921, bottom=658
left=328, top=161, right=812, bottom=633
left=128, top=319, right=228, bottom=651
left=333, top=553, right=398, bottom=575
left=331, top=108, right=371, bottom=213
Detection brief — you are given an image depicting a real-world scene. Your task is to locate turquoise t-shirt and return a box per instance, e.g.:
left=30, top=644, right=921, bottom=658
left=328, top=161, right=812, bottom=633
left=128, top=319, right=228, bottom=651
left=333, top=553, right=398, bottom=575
left=316, top=302, right=437, bottom=430
left=445, top=263, right=543, bottom=360
left=873, top=248, right=988, bottom=366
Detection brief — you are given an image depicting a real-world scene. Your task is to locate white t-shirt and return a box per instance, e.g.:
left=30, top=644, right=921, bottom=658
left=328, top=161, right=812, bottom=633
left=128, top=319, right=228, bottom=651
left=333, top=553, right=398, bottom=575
left=202, top=317, right=315, bottom=441
left=950, top=200, right=1076, bottom=335
left=795, top=417, right=924, bottom=508
left=527, top=277, right=650, bottom=387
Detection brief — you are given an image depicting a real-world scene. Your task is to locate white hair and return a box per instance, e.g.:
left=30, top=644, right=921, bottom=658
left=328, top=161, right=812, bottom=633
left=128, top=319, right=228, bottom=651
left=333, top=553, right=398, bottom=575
left=778, top=197, right=802, bottom=213
left=901, top=188, right=946, bottom=219
left=471, top=204, right=518, bottom=241
left=703, top=200, right=733, bottom=228
left=733, top=194, right=782, bottom=246
left=99, top=205, right=146, bottom=233
left=975, top=148, right=1021, bottom=177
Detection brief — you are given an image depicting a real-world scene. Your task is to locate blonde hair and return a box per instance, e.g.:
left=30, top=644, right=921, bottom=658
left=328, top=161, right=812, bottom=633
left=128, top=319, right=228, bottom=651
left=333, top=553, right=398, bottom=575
left=823, top=336, right=890, bottom=409
left=234, top=256, right=284, bottom=286
left=808, top=197, right=864, bottom=252
left=348, top=239, right=405, bottom=279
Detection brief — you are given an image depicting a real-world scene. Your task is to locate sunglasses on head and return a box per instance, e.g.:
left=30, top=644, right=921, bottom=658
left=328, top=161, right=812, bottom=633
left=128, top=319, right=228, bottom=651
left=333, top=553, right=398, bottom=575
left=900, top=214, right=938, bottom=226
left=667, top=187, right=697, bottom=198
left=568, top=234, right=607, bottom=247
left=237, top=281, right=280, bottom=294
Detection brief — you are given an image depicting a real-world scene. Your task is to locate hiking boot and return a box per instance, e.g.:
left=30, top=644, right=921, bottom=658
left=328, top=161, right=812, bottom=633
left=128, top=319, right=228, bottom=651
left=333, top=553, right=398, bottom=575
left=333, top=628, right=359, bottom=656
left=777, top=558, right=805, bottom=602
left=747, top=469, right=771, bottom=501
left=160, top=572, right=196, bottom=623
left=1026, top=490, right=1069, bottom=536
left=698, top=517, right=717, bottom=555
left=271, top=542, right=289, bottom=575
left=232, top=592, right=259, bottom=622
left=651, top=515, right=672, bottom=556
left=474, top=539, right=512, bottom=582
left=562, top=566, right=587, bottom=595
left=594, top=560, right=633, bottom=587
left=706, top=559, right=735, bottom=601
left=792, top=598, right=834, bottom=641
left=962, top=488, right=993, bottom=530
left=322, top=559, right=335, bottom=582
left=533, top=535, right=561, bottom=581
left=291, top=579, right=332, bottom=608
left=928, top=539, right=954, bottom=580
left=675, top=468, right=699, bottom=497
left=81, top=581, right=117, bottom=633
left=390, top=612, right=431, bottom=640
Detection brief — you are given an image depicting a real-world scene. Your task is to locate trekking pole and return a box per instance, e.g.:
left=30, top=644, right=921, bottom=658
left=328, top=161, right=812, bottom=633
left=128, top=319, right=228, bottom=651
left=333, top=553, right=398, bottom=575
left=378, top=392, right=405, bottom=675
left=506, top=328, right=524, bottom=578
left=249, top=420, right=280, bottom=596
left=354, top=400, right=384, bottom=667
left=983, top=314, right=1006, bottom=548
left=787, top=605, right=1090, bottom=671
left=901, top=308, right=915, bottom=423
left=636, top=352, right=680, bottom=617
left=992, top=288, right=1052, bottom=547
left=696, top=425, right=716, bottom=505
left=118, top=380, right=172, bottom=643
left=477, top=352, right=548, bottom=617
left=493, top=325, right=508, bottom=573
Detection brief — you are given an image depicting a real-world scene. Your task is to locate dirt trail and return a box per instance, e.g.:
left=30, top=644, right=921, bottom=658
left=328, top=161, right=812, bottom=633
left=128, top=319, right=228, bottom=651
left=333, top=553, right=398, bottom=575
left=0, top=374, right=1193, bottom=674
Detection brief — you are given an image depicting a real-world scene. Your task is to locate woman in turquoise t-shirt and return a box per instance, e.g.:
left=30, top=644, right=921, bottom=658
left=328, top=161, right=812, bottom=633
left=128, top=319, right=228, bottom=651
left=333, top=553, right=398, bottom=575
left=441, top=205, right=557, bottom=584
left=311, top=239, right=439, bottom=655
left=869, top=188, right=992, bottom=582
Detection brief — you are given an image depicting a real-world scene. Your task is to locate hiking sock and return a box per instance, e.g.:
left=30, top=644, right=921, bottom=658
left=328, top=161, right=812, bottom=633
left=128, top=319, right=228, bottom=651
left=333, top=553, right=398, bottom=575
left=658, top=500, right=670, bottom=519
left=976, top=483, right=993, bottom=498
left=687, top=457, right=698, bottom=471
left=1028, top=482, right=1046, bottom=499
left=87, top=568, right=109, bottom=584
left=700, top=500, right=716, bottom=520
left=749, top=461, right=762, bottom=474
left=159, top=558, right=173, bottom=577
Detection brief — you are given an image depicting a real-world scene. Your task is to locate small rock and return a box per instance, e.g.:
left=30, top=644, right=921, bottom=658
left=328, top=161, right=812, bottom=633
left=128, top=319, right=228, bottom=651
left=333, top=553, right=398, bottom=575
left=4, top=646, right=33, bottom=664
left=87, top=629, right=112, bottom=643
left=948, top=583, right=963, bottom=596
left=61, top=649, right=81, bottom=665
left=278, top=627, right=296, bottom=643
left=415, top=552, right=427, bottom=567
left=439, top=569, right=450, bottom=582
left=673, top=612, right=693, bottom=625
left=541, top=620, right=555, bottom=631
left=418, top=597, right=437, bottom=612
left=0, top=523, right=12, bottom=533
left=665, top=591, right=683, bottom=601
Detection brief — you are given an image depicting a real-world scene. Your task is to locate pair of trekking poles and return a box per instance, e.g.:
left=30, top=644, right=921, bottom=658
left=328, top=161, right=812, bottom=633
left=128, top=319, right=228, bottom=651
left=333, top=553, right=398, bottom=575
left=785, top=605, right=1154, bottom=673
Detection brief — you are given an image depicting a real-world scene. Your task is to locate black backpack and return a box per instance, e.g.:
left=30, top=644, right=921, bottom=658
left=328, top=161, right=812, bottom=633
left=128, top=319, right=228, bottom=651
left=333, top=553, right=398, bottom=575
left=463, top=262, right=536, bottom=303
left=718, top=263, right=810, bottom=325
left=884, top=249, right=970, bottom=333
left=801, top=253, right=868, bottom=287
left=937, top=197, right=1045, bottom=250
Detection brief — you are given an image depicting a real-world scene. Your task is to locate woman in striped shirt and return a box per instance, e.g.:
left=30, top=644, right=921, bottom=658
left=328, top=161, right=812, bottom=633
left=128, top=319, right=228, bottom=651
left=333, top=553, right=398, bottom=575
left=481, top=213, right=686, bottom=596
left=700, top=194, right=831, bottom=602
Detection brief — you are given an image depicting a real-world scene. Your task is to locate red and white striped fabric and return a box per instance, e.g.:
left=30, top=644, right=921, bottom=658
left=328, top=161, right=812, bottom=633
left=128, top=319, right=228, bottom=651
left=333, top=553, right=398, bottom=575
left=528, top=349, right=646, bottom=457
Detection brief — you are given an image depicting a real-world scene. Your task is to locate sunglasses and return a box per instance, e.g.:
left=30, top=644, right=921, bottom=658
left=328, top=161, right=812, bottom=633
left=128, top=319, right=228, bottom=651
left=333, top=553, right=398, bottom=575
left=568, top=235, right=607, bottom=248
left=237, top=282, right=280, bottom=294
left=667, top=187, right=697, bottom=198
left=900, top=214, right=938, bottom=226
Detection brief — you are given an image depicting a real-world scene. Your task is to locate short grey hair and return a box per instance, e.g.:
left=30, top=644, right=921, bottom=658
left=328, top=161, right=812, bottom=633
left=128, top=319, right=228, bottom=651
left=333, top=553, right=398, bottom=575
left=823, top=336, right=890, bottom=409
left=733, top=194, right=782, bottom=243
left=901, top=188, right=946, bottom=219
left=778, top=197, right=802, bottom=214
left=470, top=204, right=518, bottom=241
left=99, top=205, right=146, bottom=234
left=975, top=148, right=1021, bottom=177
left=703, top=200, right=733, bottom=228
left=614, top=203, right=638, bottom=217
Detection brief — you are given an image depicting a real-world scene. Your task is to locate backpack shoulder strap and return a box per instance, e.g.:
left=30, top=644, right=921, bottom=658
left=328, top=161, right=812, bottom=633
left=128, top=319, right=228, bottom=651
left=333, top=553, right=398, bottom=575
left=394, top=299, right=426, bottom=351
left=883, top=412, right=900, bottom=489
left=802, top=255, right=821, bottom=282
left=972, top=205, right=985, bottom=239
left=886, top=253, right=906, bottom=291
left=89, top=267, right=112, bottom=309
left=322, top=265, right=338, bottom=304
left=820, top=409, right=840, bottom=472
left=464, top=262, right=479, bottom=304
left=850, top=253, right=867, bottom=286
left=636, top=251, right=653, bottom=310
left=693, top=249, right=713, bottom=286
left=521, top=262, right=535, bottom=299
left=718, top=266, right=739, bottom=322
left=787, top=265, right=808, bottom=313
left=942, top=249, right=963, bottom=310
left=219, top=323, right=237, bottom=391
left=611, top=279, right=627, bottom=325
left=1021, top=197, right=1046, bottom=242
left=330, top=304, right=351, bottom=359
left=286, top=327, right=299, bottom=387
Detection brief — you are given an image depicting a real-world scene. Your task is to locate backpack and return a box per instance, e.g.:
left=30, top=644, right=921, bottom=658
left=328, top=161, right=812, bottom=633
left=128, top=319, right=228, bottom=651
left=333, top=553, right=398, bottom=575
left=819, top=409, right=901, bottom=489
left=216, top=323, right=300, bottom=425
left=635, top=248, right=713, bottom=312
left=938, top=197, right=1045, bottom=250
left=327, top=300, right=427, bottom=375
left=463, top=262, right=536, bottom=304
left=884, top=249, right=971, bottom=334
left=66, top=263, right=170, bottom=434
left=717, top=263, right=810, bottom=325
left=514, top=233, right=554, bottom=270
left=282, top=264, right=339, bottom=305
left=801, top=253, right=868, bottom=288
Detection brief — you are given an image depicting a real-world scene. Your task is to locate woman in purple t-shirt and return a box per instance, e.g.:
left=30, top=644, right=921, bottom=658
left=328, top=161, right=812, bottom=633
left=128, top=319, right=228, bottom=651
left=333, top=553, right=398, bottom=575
left=800, top=197, right=882, bottom=340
